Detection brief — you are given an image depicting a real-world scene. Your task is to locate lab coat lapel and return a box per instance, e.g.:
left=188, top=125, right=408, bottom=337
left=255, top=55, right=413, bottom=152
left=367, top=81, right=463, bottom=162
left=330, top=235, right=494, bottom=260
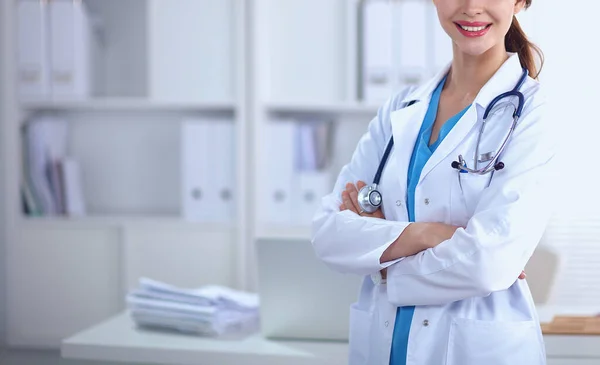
left=417, top=53, right=525, bottom=185
left=390, top=101, right=428, bottom=197
left=418, top=105, right=479, bottom=184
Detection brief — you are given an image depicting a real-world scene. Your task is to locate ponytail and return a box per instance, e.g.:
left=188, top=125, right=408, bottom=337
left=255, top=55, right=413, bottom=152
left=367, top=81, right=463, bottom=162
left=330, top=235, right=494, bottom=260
left=505, top=1, right=544, bottom=79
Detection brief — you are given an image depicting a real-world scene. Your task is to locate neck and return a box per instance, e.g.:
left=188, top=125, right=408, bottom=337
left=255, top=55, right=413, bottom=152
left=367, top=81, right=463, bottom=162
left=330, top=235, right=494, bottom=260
left=445, top=44, right=509, bottom=101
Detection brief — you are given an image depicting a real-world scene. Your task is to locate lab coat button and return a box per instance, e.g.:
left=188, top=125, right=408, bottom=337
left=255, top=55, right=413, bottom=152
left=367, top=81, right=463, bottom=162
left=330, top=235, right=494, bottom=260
left=396, top=200, right=402, bottom=206
left=424, top=198, right=430, bottom=205
left=385, top=321, right=389, bottom=327
left=423, top=319, right=429, bottom=327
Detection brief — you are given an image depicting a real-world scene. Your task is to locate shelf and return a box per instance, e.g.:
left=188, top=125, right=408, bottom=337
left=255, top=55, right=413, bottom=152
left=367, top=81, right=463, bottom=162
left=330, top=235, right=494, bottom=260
left=20, top=215, right=237, bottom=230
left=265, top=101, right=381, bottom=116
left=20, top=98, right=237, bottom=113
left=255, top=225, right=312, bottom=241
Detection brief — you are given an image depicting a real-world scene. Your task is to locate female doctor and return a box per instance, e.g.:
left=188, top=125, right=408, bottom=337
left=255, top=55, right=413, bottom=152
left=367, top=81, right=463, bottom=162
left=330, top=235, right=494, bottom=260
left=311, top=0, right=558, bottom=364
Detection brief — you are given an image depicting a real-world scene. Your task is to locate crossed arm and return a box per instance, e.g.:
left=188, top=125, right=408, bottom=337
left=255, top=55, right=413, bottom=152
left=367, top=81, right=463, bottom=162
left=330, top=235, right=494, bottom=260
left=311, top=93, right=557, bottom=307
left=338, top=180, right=527, bottom=282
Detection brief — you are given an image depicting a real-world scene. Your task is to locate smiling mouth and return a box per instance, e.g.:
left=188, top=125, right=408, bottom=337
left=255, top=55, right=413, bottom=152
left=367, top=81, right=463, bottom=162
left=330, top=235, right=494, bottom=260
left=456, top=23, right=491, bottom=32
left=454, top=22, right=492, bottom=37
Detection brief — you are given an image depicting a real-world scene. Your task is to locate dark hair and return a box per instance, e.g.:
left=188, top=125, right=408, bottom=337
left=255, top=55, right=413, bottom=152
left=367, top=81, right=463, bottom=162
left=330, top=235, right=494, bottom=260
left=505, top=0, right=544, bottom=79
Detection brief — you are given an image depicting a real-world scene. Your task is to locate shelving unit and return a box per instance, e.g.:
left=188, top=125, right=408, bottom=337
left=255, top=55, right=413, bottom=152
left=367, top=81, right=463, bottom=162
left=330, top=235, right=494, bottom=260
left=1, top=0, right=249, bottom=349
left=20, top=99, right=236, bottom=113
left=0, top=0, right=446, bottom=351
left=265, top=101, right=381, bottom=117
left=19, top=214, right=237, bottom=231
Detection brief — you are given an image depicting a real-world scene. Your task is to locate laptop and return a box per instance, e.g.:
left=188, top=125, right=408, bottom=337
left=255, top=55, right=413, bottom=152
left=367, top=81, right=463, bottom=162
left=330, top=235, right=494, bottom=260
left=255, top=237, right=363, bottom=341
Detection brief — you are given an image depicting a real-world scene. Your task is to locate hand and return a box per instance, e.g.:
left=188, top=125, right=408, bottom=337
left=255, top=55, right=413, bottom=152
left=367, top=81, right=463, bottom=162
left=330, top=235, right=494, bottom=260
left=339, top=181, right=385, bottom=220
left=413, top=222, right=463, bottom=250
left=416, top=223, right=527, bottom=280
left=339, top=180, right=386, bottom=278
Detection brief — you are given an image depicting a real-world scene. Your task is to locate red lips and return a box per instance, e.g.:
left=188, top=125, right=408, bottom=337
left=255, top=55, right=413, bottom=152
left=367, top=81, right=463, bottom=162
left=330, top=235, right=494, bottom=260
left=454, top=21, right=492, bottom=38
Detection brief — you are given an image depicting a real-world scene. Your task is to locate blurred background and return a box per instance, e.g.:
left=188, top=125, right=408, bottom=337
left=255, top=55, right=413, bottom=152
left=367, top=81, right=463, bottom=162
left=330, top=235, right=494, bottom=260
left=1, top=0, right=599, bottom=364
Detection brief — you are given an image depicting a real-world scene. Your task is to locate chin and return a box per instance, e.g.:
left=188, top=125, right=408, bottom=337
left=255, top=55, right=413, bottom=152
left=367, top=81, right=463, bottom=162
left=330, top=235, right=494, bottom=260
left=454, top=42, right=494, bottom=57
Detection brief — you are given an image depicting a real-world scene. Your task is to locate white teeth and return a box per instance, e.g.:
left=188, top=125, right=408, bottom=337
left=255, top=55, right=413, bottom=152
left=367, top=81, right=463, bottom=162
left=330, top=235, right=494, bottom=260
left=460, top=25, right=487, bottom=32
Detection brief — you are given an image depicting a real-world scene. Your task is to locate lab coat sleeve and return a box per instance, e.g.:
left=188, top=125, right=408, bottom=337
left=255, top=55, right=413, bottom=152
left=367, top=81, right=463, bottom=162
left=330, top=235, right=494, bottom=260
left=386, top=92, right=562, bottom=306
left=311, top=92, right=413, bottom=276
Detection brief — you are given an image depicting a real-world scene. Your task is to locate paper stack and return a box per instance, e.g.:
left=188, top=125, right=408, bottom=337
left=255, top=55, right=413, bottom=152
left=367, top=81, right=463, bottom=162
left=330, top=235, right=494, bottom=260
left=126, top=278, right=260, bottom=337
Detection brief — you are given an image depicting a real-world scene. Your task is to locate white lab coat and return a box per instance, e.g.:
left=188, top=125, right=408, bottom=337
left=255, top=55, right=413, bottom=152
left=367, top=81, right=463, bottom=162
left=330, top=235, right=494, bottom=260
left=312, top=53, right=559, bottom=365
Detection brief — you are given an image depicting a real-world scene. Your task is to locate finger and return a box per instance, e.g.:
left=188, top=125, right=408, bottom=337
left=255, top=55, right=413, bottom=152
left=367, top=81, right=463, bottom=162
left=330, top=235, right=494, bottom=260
left=339, top=203, right=346, bottom=211
left=347, top=184, right=361, bottom=213
left=373, top=210, right=385, bottom=219
left=357, top=181, right=367, bottom=190
left=342, top=191, right=358, bottom=214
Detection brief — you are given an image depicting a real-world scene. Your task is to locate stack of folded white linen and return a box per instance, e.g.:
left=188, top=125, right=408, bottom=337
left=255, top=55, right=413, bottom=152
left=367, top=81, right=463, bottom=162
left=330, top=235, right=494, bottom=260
left=126, top=277, right=260, bottom=336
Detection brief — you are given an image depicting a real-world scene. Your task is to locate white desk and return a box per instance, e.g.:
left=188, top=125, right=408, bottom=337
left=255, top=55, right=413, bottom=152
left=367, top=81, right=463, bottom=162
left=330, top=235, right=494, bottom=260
left=62, top=312, right=600, bottom=365
left=61, top=312, right=349, bottom=365
left=544, top=335, right=600, bottom=365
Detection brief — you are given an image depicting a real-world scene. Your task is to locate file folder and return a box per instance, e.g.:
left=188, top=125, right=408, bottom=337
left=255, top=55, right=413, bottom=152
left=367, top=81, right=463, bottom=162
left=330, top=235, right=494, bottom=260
left=181, top=119, right=212, bottom=222
left=396, top=0, right=429, bottom=90
left=291, top=120, right=332, bottom=226
left=24, top=115, right=69, bottom=215
left=361, top=0, right=393, bottom=102
left=49, top=0, right=93, bottom=100
left=60, top=157, right=86, bottom=216
left=17, top=0, right=50, bottom=101
left=209, top=121, right=236, bottom=223
left=292, top=171, right=331, bottom=226
left=258, top=121, right=295, bottom=226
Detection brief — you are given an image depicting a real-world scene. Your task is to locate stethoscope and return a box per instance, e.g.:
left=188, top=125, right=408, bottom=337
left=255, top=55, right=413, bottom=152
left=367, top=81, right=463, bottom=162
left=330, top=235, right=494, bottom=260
left=357, top=68, right=528, bottom=214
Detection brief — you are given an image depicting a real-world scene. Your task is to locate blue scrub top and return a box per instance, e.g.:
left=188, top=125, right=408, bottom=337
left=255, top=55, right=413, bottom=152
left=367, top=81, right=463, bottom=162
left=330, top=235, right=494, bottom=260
left=389, top=75, right=470, bottom=364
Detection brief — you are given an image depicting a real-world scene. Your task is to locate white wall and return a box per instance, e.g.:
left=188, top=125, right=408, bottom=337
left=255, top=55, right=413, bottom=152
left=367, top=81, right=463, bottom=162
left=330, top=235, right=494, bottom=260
left=0, top=0, right=7, bottom=347
left=517, top=1, right=600, bottom=311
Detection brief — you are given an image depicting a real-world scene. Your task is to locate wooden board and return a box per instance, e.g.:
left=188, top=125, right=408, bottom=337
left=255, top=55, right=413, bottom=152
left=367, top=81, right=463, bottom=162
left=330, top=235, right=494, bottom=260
left=542, top=316, right=600, bottom=335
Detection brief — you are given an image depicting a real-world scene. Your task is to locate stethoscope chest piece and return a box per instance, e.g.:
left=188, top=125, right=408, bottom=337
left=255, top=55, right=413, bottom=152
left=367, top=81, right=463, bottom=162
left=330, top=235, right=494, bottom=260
left=357, top=184, right=382, bottom=213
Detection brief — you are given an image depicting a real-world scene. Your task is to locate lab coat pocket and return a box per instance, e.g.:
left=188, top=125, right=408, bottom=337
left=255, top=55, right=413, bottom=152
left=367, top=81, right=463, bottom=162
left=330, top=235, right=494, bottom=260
left=450, top=172, right=491, bottom=225
left=348, top=303, right=373, bottom=365
left=446, top=317, right=545, bottom=365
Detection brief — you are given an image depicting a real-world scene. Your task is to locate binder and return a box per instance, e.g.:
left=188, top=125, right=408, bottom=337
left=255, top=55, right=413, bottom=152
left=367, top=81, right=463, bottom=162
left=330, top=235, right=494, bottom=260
left=59, top=157, right=86, bottom=217
left=292, top=171, right=331, bottom=227
left=17, top=0, right=50, bottom=101
left=258, top=121, right=295, bottom=226
left=181, top=119, right=213, bottom=222
left=294, top=122, right=318, bottom=171
left=24, top=115, right=69, bottom=216
left=361, top=0, right=393, bottom=102
left=209, top=121, right=236, bottom=223
left=291, top=121, right=332, bottom=226
left=49, top=0, right=93, bottom=100
left=396, top=0, right=429, bottom=90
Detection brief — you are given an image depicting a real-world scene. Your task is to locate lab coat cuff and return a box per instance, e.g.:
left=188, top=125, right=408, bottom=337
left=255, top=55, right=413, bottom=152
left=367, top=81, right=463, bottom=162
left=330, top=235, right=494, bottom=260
left=370, top=257, right=404, bottom=285
left=369, top=232, right=406, bottom=285
left=380, top=257, right=404, bottom=269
